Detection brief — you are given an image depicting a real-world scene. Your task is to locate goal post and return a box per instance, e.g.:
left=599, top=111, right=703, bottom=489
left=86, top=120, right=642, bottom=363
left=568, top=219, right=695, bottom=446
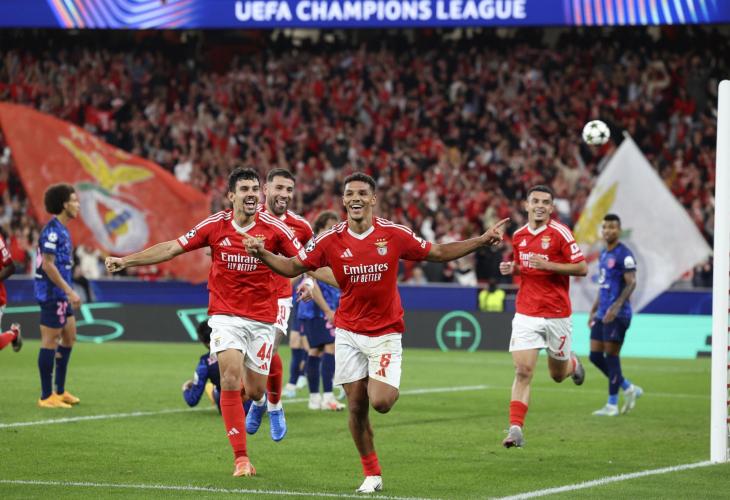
left=711, top=79, right=730, bottom=463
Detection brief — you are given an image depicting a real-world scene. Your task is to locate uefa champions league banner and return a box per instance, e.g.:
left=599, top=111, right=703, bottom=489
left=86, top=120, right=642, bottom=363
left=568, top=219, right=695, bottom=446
left=570, top=136, right=711, bottom=314
left=0, top=103, right=211, bottom=284
left=0, top=0, right=727, bottom=28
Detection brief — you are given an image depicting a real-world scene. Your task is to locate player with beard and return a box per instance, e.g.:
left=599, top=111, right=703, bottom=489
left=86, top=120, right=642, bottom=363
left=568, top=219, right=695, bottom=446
left=243, top=172, right=508, bottom=494
left=245, top=168, right=315, bottom=441
left=106, top=168, right=305, bottom=477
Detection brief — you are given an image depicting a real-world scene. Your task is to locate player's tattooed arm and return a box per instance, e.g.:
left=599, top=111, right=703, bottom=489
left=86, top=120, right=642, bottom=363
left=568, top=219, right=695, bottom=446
left=428, top=218, right=509, bottom=262
left=105, top=239, right=184, bottom=273
left=243, top=233, right=309, bottom=278
left=604, top=271, right=636, bottom=323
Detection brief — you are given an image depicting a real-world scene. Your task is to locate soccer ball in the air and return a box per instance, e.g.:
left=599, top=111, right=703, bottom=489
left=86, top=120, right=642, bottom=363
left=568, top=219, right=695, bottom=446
left=582, top=120, right=611, bottom=146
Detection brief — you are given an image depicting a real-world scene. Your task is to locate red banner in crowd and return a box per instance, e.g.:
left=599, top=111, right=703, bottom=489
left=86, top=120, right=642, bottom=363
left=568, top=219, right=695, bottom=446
left=0, top=102, right=211, bottom=283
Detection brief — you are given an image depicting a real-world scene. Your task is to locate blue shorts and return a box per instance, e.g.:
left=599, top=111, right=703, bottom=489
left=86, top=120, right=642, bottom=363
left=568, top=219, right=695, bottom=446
left=39, top=299, right=75, bottom=329
left=302, top=317, right=335, bottom=348
left=290, top=301, right=302, bottom=333
left=590, top=316, right=631, bottom=344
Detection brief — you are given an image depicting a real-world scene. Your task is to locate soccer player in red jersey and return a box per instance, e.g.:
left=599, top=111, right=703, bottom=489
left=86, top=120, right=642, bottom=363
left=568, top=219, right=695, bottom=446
left=245, top=168, right=316, bottom=441
left=243, top=172, right=508, bottom=493
left=499, top=185, right=588, bottom=448
left=0, top=232, right=21, bottom=353
left=105, top=167, right=306, bottom=477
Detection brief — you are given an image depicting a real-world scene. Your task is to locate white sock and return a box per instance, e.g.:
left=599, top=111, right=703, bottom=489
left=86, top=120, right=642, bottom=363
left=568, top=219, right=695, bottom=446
left=253, top=395, right=267, bottom=407
left=267, top=400, right=283, bottom=411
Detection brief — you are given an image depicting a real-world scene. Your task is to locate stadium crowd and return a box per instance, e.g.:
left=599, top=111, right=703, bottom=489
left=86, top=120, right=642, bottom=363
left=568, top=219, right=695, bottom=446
left=0, top=26, right=723, bottom=285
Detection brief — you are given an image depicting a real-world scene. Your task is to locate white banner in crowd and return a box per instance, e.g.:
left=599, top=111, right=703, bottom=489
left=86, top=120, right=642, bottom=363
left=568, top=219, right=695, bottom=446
left=570, top=136, right=712, bottom=313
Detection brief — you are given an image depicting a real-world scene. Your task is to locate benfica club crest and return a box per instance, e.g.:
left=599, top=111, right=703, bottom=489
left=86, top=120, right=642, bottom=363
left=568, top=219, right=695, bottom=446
left=541, top=235, right=551, bottom=250
left=375, top=238, right=388, bottom=256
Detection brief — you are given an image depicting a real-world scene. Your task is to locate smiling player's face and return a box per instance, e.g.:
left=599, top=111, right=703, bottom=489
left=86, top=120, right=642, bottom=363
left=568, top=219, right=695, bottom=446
left=264, top=176, right=294, bottom=217
left=525, top=191, right=553, bottom=226
left=228, top=179, right=260, bottom=218
left=343, top=181, right=376, bottom=222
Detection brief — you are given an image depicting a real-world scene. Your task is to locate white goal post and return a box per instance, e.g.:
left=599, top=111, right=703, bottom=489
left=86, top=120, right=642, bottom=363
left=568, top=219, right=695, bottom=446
left=711, top=79, right=730, bottom=463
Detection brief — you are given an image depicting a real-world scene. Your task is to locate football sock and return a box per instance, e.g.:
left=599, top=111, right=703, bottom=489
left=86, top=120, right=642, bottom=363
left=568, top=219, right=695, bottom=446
left=509, top=400, right=528, bottom=427
left=589, top=351, right=609, bottom=377
left=38, top=348, right=55, bottom=400
left=266, top=353, right=283, bottom=404
left=55, top=345, right=72, bottom=394
left=360, top=452, right=382, bottom=476
left=220, top=390, right=247, bottom=459
left=621, top=378, right=632, bottom=391
left=307, top=355, right=321, bottom=394
left=0, top=330, right=16, bottom=350
left=608, top=394, right=619, bottom=406
left=321, top=353, right=335, bottom=393
left=605, top=354, right=623, bottom=398
left=289, top=348, right=305, bottom=384
left=252, top=395, right=266, bottom=407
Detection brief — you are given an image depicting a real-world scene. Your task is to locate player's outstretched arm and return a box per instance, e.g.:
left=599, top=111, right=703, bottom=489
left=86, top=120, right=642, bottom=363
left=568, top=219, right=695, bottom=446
left=105, top=240, right=184, bottom=273
left=427, top=218, right=509, bottom=262
left=242, top=234, right=309, bottom=278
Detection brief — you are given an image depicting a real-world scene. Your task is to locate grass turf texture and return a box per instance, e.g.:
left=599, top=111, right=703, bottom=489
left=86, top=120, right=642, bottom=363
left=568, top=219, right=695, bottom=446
left=0, top=341, right=727, bottom=499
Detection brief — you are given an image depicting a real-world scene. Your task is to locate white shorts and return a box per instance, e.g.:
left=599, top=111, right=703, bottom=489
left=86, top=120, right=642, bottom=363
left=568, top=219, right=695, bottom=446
left=334, top=328, right=403, bottom=388
left=274, top=297, right=293, bottom=335
left=208, top=315, right=276, bottom=375
left=509, top=313, right=572, bottom=361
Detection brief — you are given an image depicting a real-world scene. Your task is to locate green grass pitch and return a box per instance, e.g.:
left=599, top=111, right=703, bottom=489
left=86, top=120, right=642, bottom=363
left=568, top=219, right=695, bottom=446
left=1, top=341, right=728, bottom=499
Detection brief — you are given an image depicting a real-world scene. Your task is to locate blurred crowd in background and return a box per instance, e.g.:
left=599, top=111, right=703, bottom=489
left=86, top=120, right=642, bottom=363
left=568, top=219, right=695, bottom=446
left=0, top=26, right=722, bottom=287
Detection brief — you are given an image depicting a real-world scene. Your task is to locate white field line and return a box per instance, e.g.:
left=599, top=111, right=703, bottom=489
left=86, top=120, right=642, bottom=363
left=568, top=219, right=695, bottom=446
left=0, top=479, right=439, bottom=500
left=493, top=461, right=715, bottom=499
left=0, top=386, right=489, bottom=429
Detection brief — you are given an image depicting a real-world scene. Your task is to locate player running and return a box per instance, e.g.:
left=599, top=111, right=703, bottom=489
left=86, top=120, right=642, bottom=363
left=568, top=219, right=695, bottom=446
left=245, top=168, right=315, bottom=441
left=35, top=184, right=82, bottom=409
left=106, top=168, right=305, bottom=477
left=588, top=214, right=643, bottom=416
left=499, top=185, right=587, bottom=448
left=243, top=172, right=507, bottom=493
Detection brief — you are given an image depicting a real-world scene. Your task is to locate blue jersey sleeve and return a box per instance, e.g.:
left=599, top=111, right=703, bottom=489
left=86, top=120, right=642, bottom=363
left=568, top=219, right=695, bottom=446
left=620, top=246, right=637, bottom=273
left=39, top=226, right=60, bottom=256
left=183, top=354, right=210, bottom=407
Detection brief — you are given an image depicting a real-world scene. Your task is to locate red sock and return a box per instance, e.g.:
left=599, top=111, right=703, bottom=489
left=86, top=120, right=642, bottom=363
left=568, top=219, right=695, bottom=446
left=266, top=353, right=283, bottom=404
left=0, top=331, right=15, bottom=350
left=220, top=390, right=247, bottom=459
left=509, top=400, right=528, bottom=427
left=360, top=452, right=381, bottom=476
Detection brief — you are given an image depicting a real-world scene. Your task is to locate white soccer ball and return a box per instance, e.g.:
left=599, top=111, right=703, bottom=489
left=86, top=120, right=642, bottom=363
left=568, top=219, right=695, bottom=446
left=582, top=120, right=611, bottom=146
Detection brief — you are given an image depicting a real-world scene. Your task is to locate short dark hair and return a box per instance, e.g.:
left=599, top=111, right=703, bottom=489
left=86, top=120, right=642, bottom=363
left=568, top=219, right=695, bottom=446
left=313, top=210, right=340, bottom=234
left=527, top=184, right=554, bottom=201
left=196, top=320, right=212, bottom=345
left=228, top=167, right=260, bottom=193
left=266, top=168, right=296, bottom=183
left=603, top=213, right=621, bottom=227
left=343, top=172, right=376, bottom=193
left=44, top=184, right=75, bottom=215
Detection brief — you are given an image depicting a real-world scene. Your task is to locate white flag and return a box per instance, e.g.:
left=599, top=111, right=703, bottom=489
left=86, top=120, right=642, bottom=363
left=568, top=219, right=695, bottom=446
left=570, top=136, right=711, bottom=312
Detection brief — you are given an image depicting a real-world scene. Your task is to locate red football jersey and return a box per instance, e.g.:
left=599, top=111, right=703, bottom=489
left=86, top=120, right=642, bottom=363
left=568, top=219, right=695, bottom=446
left=0, top=235, right=12, bottom=306
left=177, top=209, right=305, bottom=323
left=257, top=206, right=315, bottom=299
left=299, top=217, right=431, bottom=336
left=512, top=220, right=585, bottom=318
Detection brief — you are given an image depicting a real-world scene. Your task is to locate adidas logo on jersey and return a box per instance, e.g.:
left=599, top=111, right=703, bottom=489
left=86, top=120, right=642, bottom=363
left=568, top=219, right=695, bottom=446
left=227, top=427, right=240, bottom=436
left=341, top=248, right=353, bottom=258
left=220, top=237, right=232, bottom=247
left=519, top=240, right=527, bottom=247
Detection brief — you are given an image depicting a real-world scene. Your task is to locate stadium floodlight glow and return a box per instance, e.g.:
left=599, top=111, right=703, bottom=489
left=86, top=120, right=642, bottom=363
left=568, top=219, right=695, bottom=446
left=711, top=79, right=730, bottom=463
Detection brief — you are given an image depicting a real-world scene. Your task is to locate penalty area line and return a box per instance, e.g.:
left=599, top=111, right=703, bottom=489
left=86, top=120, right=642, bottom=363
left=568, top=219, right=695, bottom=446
left=493, top=460, right=715, bottom=499
left=0, top=385, right=489, bottom=429
left=0, top=479, right=440, bottom=500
